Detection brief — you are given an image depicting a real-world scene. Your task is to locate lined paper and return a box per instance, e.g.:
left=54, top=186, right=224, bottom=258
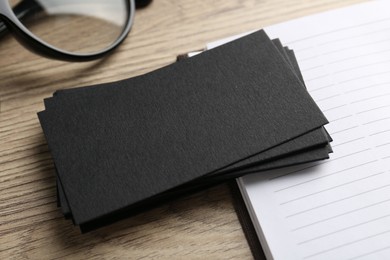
left=214, top=1, right=390, bottom=259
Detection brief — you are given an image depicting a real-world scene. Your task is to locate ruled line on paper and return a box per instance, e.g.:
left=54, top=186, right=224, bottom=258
left=303, top=229, right=390, bottom=259
left=335, top=59, right=390, bottom=75
left=351, top=93, right=390, bottom=104
left=309, top=84, right=334, bottom=92
left=357, top=105, right=390, bottom=115
left=331, top=137, right=365, bottom=147
left=296, top=36, right=390, bottom=63
left=279, top=171, right=385, bottom=206
left=363, top=117, right=390, bottom=126
left=314, top=94, right=340, bottom=103
left=338, top=70, right=390, bottom=84
left=376, top=142, right=390, bottom=148
left=285, top=183, right=390, bottom=218
left=305, top=74, right=329, bottom=82
left=370, top=129, right=390, bottom=136
left=301, top=65, right=323, bottom=71
left=285, top=17, right=390, bottom=45
left=321, top=37, right=390, bottom=56
left=328, top=48, right=390, bottom=65
left=329, top=115, right=352, bottom=123
left=345, top=82, right=390, bottom=94
left=329, top=126, right=359, bottom=135
left=291, top=197, right=390, bottom=232
left=297, top=213, right=390, bottom=245
left=322, top=104, right=347, bottom=112
left=299, top=55, right=321, bottom=62
left=350, top=245, right=390, bottom=260
left=274, top=159, right=376, bottom=193
left=295, top=26, right=390, bottom=53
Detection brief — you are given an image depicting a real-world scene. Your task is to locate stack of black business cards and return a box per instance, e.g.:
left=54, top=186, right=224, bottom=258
left=38, top=30, right=332, bottom=232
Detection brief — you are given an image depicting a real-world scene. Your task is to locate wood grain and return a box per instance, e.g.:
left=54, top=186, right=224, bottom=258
left=0, top=0, right=366, bottom=259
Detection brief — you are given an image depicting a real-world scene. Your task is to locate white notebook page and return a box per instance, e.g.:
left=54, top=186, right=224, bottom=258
left=210, top=1, right=390, bottom=259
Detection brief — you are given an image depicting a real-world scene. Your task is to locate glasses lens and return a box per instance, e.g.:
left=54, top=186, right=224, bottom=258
left=9, top=0, right=129, bottom=54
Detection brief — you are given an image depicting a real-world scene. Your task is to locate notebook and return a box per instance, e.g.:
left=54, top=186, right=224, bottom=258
left=209, top=1, right=390, bottom=259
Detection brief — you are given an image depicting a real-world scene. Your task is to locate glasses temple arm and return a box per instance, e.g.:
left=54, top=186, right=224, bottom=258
left=0, top=0, right=43, bottom=38
left=0, top=21, right=6, bottom=38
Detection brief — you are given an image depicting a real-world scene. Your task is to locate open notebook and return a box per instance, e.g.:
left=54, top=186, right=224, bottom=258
left=210, top=1, right=390, bottom=259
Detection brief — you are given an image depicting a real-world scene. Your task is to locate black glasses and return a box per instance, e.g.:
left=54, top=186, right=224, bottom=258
left=0, top=0, right=135, bottom=61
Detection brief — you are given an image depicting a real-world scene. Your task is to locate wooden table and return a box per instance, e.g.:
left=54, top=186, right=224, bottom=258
left=0, top=0, right=365, bottom=259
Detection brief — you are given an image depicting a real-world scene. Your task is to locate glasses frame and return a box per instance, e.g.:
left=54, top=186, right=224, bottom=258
left=0, top=0, right=135, bottom=61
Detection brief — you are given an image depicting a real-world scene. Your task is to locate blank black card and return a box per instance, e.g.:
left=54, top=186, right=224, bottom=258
left=38, top=30, right=329, bottom=228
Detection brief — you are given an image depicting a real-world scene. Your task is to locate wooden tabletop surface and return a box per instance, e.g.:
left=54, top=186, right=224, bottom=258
left=0, top=0, right=365, bottom=259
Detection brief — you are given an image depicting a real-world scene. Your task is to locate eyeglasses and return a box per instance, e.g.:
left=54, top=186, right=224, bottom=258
left=0, top=0, right=136, bottom=61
